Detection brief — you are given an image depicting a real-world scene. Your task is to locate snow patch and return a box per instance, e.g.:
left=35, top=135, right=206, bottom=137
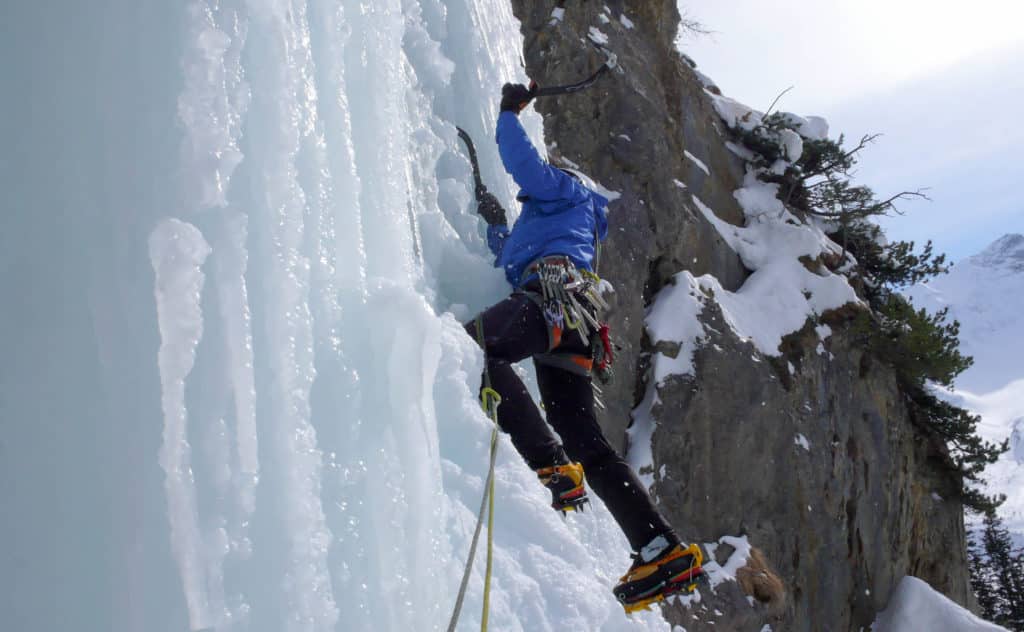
left=683, top=150, right=710, bottom=176
left=708, top=93, right=763, bottom=132
left=778, top=128, right=803, bottom=161
left=724, top=140, right=757, bottom=162
left=702, top=535, right=752, bottom=589
left=777, top=112, right=829, bottom=141
left=645, top=272, right=709, bottom=382
left=628, top=385, right=660, bottom=491
left=587, top=27, right=609, bottom=46
left=690, top=191, right=859, bottom=356
left=872, top=576, right=1008, bottom=631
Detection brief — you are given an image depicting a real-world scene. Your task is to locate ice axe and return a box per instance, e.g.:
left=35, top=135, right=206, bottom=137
left=530, top=43, right=618, bottom=98
left=456, top=44, right=617, bottom=197
left=455, top=126, right=486, bottom=201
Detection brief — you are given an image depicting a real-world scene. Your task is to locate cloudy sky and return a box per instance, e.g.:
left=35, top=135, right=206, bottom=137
left=681, top=0, right=1024, bottom=261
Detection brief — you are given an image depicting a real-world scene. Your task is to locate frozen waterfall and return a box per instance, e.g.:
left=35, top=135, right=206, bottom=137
left=2, top=1, right=668, bottom=631
left=121, top=1, right=663, bottom=630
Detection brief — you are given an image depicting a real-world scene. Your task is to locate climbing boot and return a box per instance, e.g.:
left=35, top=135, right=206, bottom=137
left=536, top=462, right=589, bottom=514
left=613, top=535, right=706, bottom=613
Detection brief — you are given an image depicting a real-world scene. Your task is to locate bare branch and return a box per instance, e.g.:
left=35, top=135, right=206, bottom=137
left=841, top=133, right=882, bottom=162
left=764, top=86, right=795, bottom=119
left=869, top=189, right=931, bottom=216
left=677, top=9, right=713, bottom=39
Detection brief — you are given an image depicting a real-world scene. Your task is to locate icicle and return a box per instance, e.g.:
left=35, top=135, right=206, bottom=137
left=149, top=218, right=214, bottom=631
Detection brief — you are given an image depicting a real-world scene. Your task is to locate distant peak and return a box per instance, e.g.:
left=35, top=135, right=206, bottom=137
left=969, top=233, right=1024, bottom=271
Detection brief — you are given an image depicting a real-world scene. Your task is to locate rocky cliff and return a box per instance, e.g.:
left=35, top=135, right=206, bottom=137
left=508, top=1, right=972, bottom=629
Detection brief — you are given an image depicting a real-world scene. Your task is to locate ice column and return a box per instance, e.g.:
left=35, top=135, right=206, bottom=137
left=149, top=218, right=214, bottom=631
left=244, top=0, right=339, bottom=628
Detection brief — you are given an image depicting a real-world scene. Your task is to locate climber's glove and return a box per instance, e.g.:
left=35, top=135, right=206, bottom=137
left=476, top=189, right=507, bottom=226
left=500, top=82, right=536, bottom=114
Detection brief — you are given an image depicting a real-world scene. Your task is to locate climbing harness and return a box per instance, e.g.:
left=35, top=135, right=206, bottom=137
left=520, top=256, right=615, bottom=388
left=446, top=318, right=501, bottom=632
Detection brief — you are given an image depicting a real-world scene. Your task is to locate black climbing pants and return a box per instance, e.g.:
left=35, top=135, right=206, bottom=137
left=465, top=291, right=674, bottom=552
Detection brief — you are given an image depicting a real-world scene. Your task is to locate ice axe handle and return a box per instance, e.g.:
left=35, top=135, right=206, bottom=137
left=455, top=126, right=485, bottom=200
left=530, top=63, right=612, bottom=98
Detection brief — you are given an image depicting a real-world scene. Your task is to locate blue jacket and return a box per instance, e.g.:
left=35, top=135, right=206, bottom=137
left=487, top=111, right=609, bottom=287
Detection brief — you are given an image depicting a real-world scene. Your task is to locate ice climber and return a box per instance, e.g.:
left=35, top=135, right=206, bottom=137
left=463, top=83, right=706, bottom=611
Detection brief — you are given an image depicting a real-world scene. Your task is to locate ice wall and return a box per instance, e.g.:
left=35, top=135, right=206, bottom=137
left=145, top=1, right=669, bottom=631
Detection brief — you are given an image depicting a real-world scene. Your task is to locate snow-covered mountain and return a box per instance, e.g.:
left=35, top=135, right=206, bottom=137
left=906, top=233, right=1024, bottom=539
left=908, top=233, right=1024, bottom=394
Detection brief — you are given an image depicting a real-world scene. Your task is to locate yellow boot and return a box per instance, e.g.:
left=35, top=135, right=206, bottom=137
left=536, top=462, right=589, bottom=514
left=613, top=537, right=705, bottom=613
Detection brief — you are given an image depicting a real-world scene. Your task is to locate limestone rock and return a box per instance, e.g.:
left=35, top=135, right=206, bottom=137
left=508, top=1, right=974, bottom=630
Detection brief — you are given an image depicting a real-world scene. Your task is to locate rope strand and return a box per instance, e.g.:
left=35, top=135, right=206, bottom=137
left=447, top=317, right=501, bottom=632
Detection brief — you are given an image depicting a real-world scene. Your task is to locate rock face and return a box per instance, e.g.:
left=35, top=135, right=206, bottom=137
left=508, top=1, right=972, bottom=630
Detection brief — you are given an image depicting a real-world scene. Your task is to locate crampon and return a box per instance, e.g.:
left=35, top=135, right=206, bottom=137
left=536, top=462, right=590, bottom=514
left=614, top=543, right=707, bottom=614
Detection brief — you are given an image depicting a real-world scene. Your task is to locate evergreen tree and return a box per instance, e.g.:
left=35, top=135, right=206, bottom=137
left=730, top=112, right=1007, bottom=512
left=968, top=526, right=1001, bottom=622
left=979, top=511, right=1024, bottom=630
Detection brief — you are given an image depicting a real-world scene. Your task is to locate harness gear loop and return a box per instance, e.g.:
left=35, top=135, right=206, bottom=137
left=520, top=256, right=615, bottom=382
left=447, top=318, right=501, bottom=632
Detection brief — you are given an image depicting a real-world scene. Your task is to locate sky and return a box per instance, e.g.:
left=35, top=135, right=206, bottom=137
left=680, top=0, right=1024, bottom=262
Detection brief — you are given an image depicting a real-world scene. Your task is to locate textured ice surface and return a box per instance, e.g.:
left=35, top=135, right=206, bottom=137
left=139, top=1, right=674, bottom=630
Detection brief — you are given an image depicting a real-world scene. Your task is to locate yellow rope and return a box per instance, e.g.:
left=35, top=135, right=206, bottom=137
left=447, top=317, right=500, bottom=632
left=481, top=423, right=498, bottom=631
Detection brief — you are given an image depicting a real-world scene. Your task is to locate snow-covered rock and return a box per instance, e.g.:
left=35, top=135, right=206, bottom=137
left=872, top=576, right=1008, bottom=631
